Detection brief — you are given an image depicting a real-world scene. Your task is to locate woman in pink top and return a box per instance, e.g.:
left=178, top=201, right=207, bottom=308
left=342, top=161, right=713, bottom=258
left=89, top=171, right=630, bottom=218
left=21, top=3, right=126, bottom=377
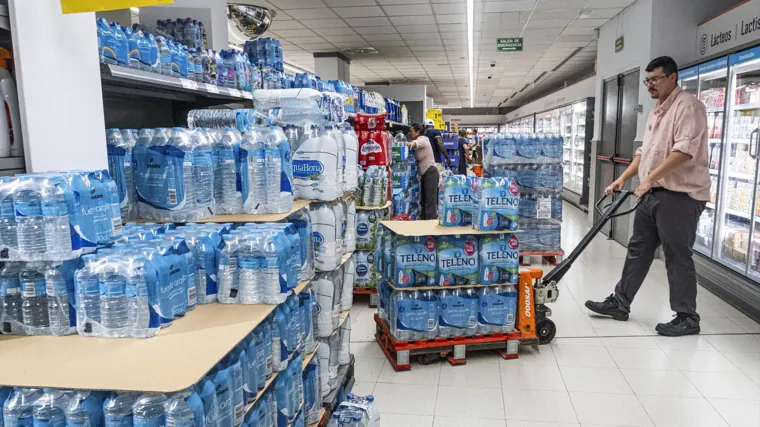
left=408, top=123, right=439, bottom=220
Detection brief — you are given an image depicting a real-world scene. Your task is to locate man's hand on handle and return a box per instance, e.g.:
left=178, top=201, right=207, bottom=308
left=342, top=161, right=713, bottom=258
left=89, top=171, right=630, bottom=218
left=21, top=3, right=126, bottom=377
left=605, top=179, right=625, bottom=196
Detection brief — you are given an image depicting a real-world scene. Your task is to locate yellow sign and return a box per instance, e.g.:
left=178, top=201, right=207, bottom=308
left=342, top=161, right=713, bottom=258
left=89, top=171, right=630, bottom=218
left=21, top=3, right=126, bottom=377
left=61, top=0, right=174, bottom=14
left=426, top=109, right=445, bottom=130
left=453, top=122, right=459, bottom=133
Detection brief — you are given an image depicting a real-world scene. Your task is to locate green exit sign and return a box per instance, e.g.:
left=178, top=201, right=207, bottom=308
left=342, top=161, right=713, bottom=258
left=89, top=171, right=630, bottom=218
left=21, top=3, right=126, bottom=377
left=497, top=37, right=523, bottom=52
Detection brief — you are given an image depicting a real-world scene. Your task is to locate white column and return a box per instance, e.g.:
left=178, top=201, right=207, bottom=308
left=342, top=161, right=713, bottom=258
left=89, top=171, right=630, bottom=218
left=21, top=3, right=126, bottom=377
left=9, top=0, right=107, bottom=173
left=313, top=53, right=351, bottom=81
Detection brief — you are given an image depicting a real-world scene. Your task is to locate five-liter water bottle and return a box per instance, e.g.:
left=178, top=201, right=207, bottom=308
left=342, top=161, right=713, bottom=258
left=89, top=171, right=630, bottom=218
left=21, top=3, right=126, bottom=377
left=4, top=388, right=42, bottom=427
left=65, top=390, right=105, bottom=427
left=164, top=390, right=196, bottom=427
left=132, top=393, right=167, bottom=427
left=33, top=388, right=70, bottom=427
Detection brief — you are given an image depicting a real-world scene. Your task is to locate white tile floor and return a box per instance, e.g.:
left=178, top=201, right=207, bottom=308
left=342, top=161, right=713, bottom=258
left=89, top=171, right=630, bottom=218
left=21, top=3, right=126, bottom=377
left=347, top=203, right=760, bottom=427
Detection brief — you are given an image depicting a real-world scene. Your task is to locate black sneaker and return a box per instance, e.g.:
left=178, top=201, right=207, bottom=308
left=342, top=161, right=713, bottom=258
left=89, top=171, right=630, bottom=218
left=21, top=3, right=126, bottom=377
left=584, top=294, right=629, bottom=321
left=656, top=314, right=700, bottom=337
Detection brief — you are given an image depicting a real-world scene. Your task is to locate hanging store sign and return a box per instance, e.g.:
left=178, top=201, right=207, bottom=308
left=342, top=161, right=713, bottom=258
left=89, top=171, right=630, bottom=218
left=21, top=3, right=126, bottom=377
left=497, top=38, right=523, bottom=52
left=61, top=0, right=174, bottom=14
left=426, top=109, right=445, bottom=130
left=696, top=0, right=760, bottom=58
left=615, top=36, right=624, bottom=53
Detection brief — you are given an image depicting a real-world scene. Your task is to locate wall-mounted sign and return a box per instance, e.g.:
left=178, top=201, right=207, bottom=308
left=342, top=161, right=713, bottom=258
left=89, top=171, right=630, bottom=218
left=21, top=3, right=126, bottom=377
left=497, top=38, right=523, bottom=52
left=615, top=36, right=624, bottom=53
left=61, top=0, right=173, bottom=14
left=426, top=109, right=445, bottom=130
left=696, top=0, right=760, bottom=58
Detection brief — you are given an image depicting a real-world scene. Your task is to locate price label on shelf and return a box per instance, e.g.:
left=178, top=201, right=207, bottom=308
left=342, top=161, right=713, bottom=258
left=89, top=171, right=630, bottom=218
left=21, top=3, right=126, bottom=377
left=228, top=89, right=242, bottom=98
left=243, top=92, right=253, bottom=99
left=536, top=197, right=552, bottom=219
left=204, top=84, right=219, bottom=94
left=179, top=79, right=198, bottom=90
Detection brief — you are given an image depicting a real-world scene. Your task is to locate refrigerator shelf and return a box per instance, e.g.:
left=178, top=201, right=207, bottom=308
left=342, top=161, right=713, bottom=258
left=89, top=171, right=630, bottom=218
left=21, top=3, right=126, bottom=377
left=706, top=107, right=725, bottom=113
left=708, top=139, right=722, bottom=144
left=733, top=103, right=760, bottom=111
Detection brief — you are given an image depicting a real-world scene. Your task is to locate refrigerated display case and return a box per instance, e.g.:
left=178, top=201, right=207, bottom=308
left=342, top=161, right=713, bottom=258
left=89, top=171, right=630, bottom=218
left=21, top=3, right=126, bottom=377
left=679, top=58, right=728, bottom=258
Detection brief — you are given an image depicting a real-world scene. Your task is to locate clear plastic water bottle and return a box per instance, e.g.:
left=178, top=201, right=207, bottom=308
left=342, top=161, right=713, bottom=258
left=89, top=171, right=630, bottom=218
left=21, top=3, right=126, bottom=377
left=241, top=128, right=268, bottom=214
left=169, top=128, right=196, bottom=222
left=127, top=255, right=152, bottom=338
left=19, top=263, right=49, bottom=335
left=213, top=128, right=242, bottom=214
left=65, top=390, right=102, bottom=427
left=218, top=230, right=241, bottom=303
left=14, top=177, right=46, bottom=260
left=4, top=388, right=42, bottom=426
left=75, top=255, right=101, bottom=336
left=155, top=36, right=172, bottom=76
left=0, top=263, right=22, bottom=335
left=0, top=177, right=17, bottom=253
left=103, top=392, right=139, bottom=427
left=269, top=126, right=293, bottom=214
left=190, top=129, right=214, bottom=220
left=132, top=393, right=166, bottom=427
left=44, top=262, right=71, bottom=336
left=101, top=172, right=123, bottom=242
left=33, top=388, right=70, bottom=427
left=98, top=256, right=128, bottom=337
left=261, top=231, right=281, bottom=305
left=238, top=232, right=263, bottom=305
left=164, top=390, right=195, bottom=427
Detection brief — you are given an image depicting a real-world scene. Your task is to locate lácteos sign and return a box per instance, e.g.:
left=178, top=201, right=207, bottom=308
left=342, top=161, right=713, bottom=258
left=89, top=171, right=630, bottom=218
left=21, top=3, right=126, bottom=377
left=697, top=0, right=760, bottom=58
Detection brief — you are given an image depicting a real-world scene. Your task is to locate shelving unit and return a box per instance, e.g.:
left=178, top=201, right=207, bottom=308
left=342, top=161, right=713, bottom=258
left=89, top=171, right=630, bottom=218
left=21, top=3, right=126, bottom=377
left=0, top=277, right=313, bottom=392
left=380, top=219, right=519, bottom=236
left=132, top=200, right=311, bottom=224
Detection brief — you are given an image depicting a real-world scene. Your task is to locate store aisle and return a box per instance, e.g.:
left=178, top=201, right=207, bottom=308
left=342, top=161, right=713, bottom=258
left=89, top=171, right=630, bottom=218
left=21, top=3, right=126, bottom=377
left=348, top=203, right=760, bottom=427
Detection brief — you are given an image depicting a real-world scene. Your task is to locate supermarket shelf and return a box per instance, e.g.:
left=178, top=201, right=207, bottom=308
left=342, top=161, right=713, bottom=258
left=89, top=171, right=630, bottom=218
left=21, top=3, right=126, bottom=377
left=731, top=139, right=752, bottom=145
left=706, top=107, right=725, bottom=113
left=380, top=219, right=519, bottom=236
left=733, top=103, right=760, bottom=111
left=728, top=171, right=755, bottom=181
left=725, top=208, right=752, bottom=220
left=133, top=200, right=311, bottom=224
left=357, top=200, right=392, bottom=210
left=708, top=138, right=723, bottom=144
left=0, top=277, right=314, bottom=392
left=101, top=63, right=252, bottom=102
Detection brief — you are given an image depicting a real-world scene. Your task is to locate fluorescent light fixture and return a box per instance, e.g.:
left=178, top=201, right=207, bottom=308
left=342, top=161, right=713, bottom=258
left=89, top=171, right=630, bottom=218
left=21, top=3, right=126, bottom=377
left=130, top=7, right=140, bottom=14
left=467, top=0, right=474, bottom=108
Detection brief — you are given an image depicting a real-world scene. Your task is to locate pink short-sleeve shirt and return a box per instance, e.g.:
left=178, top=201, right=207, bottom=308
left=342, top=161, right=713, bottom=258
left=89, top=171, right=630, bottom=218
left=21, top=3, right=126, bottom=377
left=636, top=87, right=711, bottom=201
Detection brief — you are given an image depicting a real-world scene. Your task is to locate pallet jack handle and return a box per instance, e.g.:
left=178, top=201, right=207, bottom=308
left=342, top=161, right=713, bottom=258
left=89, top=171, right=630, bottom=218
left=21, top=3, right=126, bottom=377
left=541, top=190, right=640, bottom=286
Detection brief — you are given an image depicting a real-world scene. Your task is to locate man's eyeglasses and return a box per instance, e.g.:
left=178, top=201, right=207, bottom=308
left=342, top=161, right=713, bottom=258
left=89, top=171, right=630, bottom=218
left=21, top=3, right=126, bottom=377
left=643, top=73, right=672, bottom=86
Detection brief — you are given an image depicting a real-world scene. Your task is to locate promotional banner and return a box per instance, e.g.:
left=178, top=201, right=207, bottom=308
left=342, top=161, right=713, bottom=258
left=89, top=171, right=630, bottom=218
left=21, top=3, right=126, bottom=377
left=61, top=0, right=173, bottom=14
left=426, top=109, right=445, bottom=130
left=696, top=0, right=760, bottom=59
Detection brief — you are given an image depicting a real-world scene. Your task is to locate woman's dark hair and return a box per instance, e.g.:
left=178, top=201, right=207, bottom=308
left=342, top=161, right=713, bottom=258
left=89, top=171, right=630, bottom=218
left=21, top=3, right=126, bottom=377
left=646, top=56, right=679, bottom=80
left=411, top=123, right=425, bottom=135
left=458, top=129, right=467, bottom=138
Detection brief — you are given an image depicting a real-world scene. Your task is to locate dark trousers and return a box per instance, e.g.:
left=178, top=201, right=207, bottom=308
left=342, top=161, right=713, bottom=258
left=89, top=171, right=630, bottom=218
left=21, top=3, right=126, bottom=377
left=421, top=166, right=440, bottom=220
left=614, top=189, right=706, bottom=324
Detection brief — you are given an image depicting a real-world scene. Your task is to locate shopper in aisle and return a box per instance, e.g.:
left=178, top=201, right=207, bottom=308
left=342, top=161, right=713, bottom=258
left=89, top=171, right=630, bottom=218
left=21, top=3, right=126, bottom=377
left=457, top=129, right=470, bottom=175
left=408, top=123, right=440, bottom=220
left=586, top=56, right=710, bottom=337
left=424, top=119, right=452, bottom=168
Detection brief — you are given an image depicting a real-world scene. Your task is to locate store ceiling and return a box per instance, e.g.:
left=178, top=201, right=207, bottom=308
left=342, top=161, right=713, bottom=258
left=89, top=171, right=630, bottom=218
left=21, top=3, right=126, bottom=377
left=232, top=0, right=635, bottom=108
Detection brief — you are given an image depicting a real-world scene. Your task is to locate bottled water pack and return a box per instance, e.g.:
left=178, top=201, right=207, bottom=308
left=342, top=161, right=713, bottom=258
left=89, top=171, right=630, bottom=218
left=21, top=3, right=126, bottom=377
left=309, top=202, right=344, bottom=272
left=436, top=235, right=479, bottom=286
left=240, top=119, right=294, bottom=214
left=438, top=175, right=474, bottom=227
left=253, top=89, right=347, bottom=126
left=390, top=236, right=437, bottom=287
left=472, top=177, right=520, bottom=232
left=0, top=171, right=122, bottom=262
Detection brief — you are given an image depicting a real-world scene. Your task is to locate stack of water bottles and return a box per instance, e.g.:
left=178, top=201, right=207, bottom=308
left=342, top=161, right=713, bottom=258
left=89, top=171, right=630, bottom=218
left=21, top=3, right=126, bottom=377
left=384, top=99, right=401, bottom=124
left=357, top=91, right=385, bottom=115
left=330, top=81, right=358, bottom=115
left=434, top=174, right=520, bottom=232
left=0, top=285, right=320, bottom=427
left=483, top=132, right=563, bottom=251
left=154, top=18, right=207, bottom=50
left=389, top=133, right=420, bottom=220
left=316, top=315, right=352, bottom=399
left=187, top=109, right=256, bottom=132
left=244, top=37, right=283, bottom=91
left=372, top=224, right=519, bottom=342
left=310, top=198, right=356, bottom=273
left=314, top=263, right=355, bottom=339
left=327, top=394, right=380, bottom=427
left=253, top=88, right=349, bottom=127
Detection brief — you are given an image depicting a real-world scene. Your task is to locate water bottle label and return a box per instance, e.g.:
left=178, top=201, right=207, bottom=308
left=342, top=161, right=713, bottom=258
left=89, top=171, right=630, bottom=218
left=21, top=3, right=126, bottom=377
left=478, top=292, right=516, bottom=326
left=437, top=235, right=479, bottom=286
left=536, top=197, right=551, bottom=219
left=479, top=235, right=519, bottom=284
left=22, top=278, right=46, bottom=297
left=238, top=255, right=261, bottom=270
left=15, top=199, right=42, bottom=217
left=133, top=416, right=166, bottom=427
left=105, top=414, right=134, bottom=427
left=99, top=279, right=126, bottom=297
left=396, top=298, right=437, bottom=332
left=5, top=416, right=32, bottom=427
left=46, top=277, right=67, bottom=296
left=166, top=418, right=195, bottom=427
left=439, top=294, right=478, bottom=328
left=134, top=146, right=187, bottom=210
left=393, top=237, right=437, bottom=287
left=0, top=278, right=20, bottom=295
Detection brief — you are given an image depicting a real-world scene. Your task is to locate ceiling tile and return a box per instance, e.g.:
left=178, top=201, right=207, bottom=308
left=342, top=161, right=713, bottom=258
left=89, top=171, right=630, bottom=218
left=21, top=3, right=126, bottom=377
left=368, top=40, right=408, bottom=47
left=535, top=0, right=586, bottom=10
left=561, top=26, right=595, bottom=35
left=285, top=36, right=328, bottom=44
left=313, top=27, right=359, bottom=36
left=299, top=19, right=348, bottom=29
left=395, top=24, right=440, bottom=33
left=322, top=34, right=365, bottom=42
left=363, top=33, right=403, bottom=41
left=268, top=0, right=326, bottom=9
left=333, top=6, right=386, bottom=18
left=347, top=17, right=392, bottom=27
left=433, top=3, right=465, bottom=14
left=569, top=18, right=609, bottom=27
left=323, top=0, right=376, bottom=6
left=582, top=8, right=623, bottom=19
left=435, top=14, right=466, bottom=24
left=587, top=0, right=634, bottom=7
left=391, top=15, right=436, bottom=25
left=484, top=1, right=536, bottom=13
left=382, top=3, right=434, bottom=15
left=524, top=19, right=572, bottom=29
left=285, top=8, right=338, bottom=19
left=377, top=0, right=429, bottom=4
left=271, top=20, right=306, bottom=30
left=524, top=10, right=581, bottom=21
left=273, top=28, right=319, bottom=38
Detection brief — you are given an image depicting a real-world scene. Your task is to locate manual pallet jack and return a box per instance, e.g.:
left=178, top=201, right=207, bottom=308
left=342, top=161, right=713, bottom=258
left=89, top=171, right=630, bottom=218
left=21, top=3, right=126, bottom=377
left=519, top=190, right=639, bottom=344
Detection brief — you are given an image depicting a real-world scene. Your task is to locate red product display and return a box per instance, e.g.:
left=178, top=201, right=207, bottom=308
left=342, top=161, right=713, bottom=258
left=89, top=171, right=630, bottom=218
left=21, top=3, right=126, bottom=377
left=355, top=113, right=391, bottom=168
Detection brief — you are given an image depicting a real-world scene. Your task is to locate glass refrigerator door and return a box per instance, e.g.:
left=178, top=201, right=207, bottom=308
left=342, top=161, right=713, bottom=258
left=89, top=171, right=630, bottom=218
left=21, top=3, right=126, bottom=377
left=559, top=105, right=574, bottom=192
left=719, top=52, right=757, bottom=273
left=572, top=100, right=588, bottom=195
left=695, top=61, right=726, bottom=257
